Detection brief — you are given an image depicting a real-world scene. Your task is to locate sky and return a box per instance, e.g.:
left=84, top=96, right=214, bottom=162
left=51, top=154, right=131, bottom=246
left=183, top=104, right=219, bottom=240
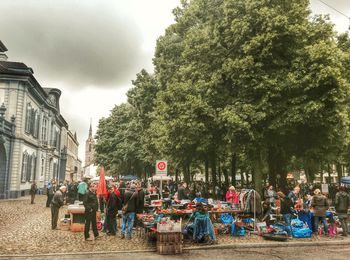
left=0, top=0, right=349, bottom=161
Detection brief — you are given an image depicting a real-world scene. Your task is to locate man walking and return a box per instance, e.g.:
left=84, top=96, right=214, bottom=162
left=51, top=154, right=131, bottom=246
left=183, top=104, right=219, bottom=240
left=121, top=183, right=138, bottom=240
left=335, top=186, right=350, bottom=236
left=83, top=182, right=101, bottom=241
left=51, top=186, right=67, bottom=230
left=30, top=181, right=38, bottom=204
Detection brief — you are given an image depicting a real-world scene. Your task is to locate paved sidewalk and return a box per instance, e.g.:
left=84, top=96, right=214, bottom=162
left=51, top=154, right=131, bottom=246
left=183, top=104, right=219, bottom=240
left=0, top=196, right=349, bottom=256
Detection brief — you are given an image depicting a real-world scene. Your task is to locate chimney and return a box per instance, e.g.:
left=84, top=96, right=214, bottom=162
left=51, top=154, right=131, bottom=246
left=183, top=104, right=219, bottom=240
left=0, top=41, right=8, bottom=61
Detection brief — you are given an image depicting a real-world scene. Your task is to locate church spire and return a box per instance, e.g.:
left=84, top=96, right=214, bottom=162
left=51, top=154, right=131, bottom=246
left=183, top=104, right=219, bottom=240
left=89, top=118, right=92, bottom=138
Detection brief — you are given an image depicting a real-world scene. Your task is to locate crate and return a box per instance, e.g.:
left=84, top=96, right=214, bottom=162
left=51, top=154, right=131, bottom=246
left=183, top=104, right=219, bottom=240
left=60, top=218, right=71, bottom=231
left=70, top=223, right=85, bottom=232
left=157, top=222, right=181, bottom=233
left=60, top=222, right=71, bottom=231
left=156, top=242, right=182, bottom=255
left=157, top=232, right=182, bottom=243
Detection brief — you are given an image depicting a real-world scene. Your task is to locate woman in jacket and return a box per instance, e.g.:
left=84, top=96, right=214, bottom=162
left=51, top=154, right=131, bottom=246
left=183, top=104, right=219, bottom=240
left=226, top=186, right=239, bottom=209
left=311, top=189, right=329, bottom=235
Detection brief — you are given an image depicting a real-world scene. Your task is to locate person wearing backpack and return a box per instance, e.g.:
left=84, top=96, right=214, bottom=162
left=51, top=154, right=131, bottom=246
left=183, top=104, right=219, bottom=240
left=120, top=183, right=138, bottom=240
left=335, top=186, right=350, bottom=236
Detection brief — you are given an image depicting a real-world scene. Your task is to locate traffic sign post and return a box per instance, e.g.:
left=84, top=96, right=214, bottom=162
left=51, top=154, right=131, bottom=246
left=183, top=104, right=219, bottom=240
left=156, top=160, right=167, bottom=199
left=156, top=160, right=167, bottom=175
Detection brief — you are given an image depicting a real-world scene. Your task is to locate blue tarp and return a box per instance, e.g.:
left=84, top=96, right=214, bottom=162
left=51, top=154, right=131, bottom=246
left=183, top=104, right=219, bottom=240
left=121, top=175, right=138, bottom=181
left=341, top=176, right=350, bottom=184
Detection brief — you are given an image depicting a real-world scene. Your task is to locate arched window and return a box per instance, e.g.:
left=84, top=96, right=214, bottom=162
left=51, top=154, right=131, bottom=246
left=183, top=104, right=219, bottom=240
left=31, top=154, right=37, bottom=181
left=25, top=103, right=32, bottom=134
left=26, top=154, right=32, bottom=182
left=21, top=152, right=28, bottom=183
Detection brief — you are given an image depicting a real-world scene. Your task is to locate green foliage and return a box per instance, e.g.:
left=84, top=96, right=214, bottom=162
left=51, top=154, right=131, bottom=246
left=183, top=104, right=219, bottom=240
left=95, top=0, right=350, bottom=187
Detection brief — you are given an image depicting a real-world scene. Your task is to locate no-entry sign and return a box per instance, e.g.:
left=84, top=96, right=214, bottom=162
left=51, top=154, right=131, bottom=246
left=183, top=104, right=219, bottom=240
left=156, top=160, right=167, bottom=175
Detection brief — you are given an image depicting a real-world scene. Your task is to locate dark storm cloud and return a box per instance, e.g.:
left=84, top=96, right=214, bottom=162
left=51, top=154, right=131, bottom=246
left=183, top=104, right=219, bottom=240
left=0, top=0, right=146, bottom=88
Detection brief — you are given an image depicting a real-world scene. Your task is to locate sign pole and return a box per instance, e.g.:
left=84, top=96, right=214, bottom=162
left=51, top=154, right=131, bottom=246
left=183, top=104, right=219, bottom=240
left=160, top=175, right=163, bottom=200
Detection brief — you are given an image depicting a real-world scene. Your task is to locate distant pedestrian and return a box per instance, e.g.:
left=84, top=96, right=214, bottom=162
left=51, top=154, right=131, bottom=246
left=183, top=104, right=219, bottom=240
left=83, top=182, right=101, bottom=241
left=30, top=181, right=38, bottom=204
left=335, top=186, right=350, bottom=236
left=51, top=186, right=67, bottom=230
left=77, top=179, right=88, bottom=201
left=46, top=181, right=53, bottom=207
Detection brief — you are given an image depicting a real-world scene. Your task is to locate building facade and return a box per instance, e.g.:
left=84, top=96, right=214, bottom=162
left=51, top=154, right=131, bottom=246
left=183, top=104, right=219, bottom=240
left=0, top=40, right=77, bottom=198
left=66, top=130, right=82, bottom=182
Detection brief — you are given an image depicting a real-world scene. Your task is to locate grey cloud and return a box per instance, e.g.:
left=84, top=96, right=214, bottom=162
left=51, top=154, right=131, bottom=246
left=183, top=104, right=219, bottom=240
left=0, top=0, right=147, bottom=89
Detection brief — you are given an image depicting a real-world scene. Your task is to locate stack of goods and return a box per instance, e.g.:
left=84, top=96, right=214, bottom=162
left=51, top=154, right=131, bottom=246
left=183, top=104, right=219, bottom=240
left=156, top=218, right=183, bottom=255
left=157, top=217, right=182, bottom=233
left=140, top=214, right=156, bottom=228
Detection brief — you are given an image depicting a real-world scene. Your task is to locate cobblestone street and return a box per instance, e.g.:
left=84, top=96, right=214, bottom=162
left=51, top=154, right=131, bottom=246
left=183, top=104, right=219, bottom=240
left=1, top=196, right=349, bottom=257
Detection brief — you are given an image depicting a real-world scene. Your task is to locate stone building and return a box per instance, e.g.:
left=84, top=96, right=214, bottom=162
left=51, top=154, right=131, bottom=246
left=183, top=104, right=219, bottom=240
left=66, top=130, right=82, bottom=182
left=0, top=40, right=74, bottom=198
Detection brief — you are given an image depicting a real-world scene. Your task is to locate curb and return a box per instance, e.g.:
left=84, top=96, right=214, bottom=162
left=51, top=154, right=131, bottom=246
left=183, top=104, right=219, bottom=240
left=184, top=239, right=350, bottom=251
left=1, top=240, right=350, bottom=258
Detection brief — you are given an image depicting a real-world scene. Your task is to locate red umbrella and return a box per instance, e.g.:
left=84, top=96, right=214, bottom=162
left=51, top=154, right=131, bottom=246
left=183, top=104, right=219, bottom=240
left=97, top=165, right=107, bottom=199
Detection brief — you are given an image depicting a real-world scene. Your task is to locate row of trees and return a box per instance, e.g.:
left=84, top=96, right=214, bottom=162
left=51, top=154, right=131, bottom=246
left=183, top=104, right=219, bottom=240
left=95, top=0, right=350, bottom=194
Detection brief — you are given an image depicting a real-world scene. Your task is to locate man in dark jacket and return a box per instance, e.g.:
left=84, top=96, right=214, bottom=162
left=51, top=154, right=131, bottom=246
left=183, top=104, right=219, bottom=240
left=83, top=182, right=101, bottom=241
left=177, top=182, right=189, bottom=200
left=106, top=186, right=121, bottom=236
left=51, top=186, right=67, bottom=229
left=121, top=183, right=138, bottom=239
left=278, top=191, right=294, bottom=236
left=136, top=181, right=145, bottom=214
left=335, top=186, right=349, bottom=236
left=30, top=181, right=38, bottom=204
left=311, top=189, right=329, bottom=235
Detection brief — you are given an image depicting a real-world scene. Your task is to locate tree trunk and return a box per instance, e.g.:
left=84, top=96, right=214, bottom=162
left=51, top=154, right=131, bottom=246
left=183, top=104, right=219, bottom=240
left=211, top=155, right=217, bottom=190
left=218, top=163, right=222, bottom=186
left=253, top=158, right=263, bottom=195
left=327, top=164, right=332, bottom=183
left=336, top=163, right=343, bottom=185
left=231, top=153, right=237, bottom=186
left=175, top=168, right=179, bottom=183
left=223, top=167, right=229, bottom=189
left=205, top=157, right=209, bottom=183
left=320, top=162, right=324, bottom=184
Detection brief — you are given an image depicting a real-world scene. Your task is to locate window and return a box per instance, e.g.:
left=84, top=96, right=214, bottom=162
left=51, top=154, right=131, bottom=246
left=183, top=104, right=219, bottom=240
left=21, top=152, right=28, bottom=183
left=31, top=155, right=37, bottom=181
left=25, top=103, right=32, bottom=134
left=26, top=154, right=32, bottom=182
left=41, top=158, right=45, bottom=177
left=25, top=103, right=40, bottom=138
left=41, top=118, right=48, bottom=142
left=33, top=112, right=40, bottom=139
left=53, top=162, right=57, bottom=180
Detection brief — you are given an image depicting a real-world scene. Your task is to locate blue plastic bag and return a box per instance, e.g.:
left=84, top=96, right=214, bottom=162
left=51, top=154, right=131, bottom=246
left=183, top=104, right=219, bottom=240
left=291, top=218, right=304, bottom=228
left=220, top=213, right=234, bottom=224
left=292, top=227, right=312, bottom=238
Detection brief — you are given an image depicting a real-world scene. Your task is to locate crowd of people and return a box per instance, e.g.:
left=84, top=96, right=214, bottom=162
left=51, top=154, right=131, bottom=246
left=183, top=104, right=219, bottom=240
left=28, top=176, right=350, bottom=242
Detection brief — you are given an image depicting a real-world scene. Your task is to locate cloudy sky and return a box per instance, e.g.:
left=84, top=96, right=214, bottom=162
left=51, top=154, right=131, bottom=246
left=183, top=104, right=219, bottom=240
left=0, top=0, right=349, bottom=160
